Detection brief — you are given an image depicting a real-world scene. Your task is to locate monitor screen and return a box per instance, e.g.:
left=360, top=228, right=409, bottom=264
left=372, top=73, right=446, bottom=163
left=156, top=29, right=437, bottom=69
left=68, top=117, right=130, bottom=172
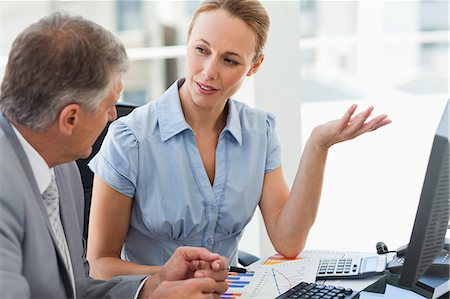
left=398, top=100, right=450, bottom=288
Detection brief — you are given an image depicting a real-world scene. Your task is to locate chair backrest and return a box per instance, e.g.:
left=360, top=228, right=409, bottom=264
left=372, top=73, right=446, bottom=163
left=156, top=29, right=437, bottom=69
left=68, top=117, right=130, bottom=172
left=76, top=102, right=138, bottom=239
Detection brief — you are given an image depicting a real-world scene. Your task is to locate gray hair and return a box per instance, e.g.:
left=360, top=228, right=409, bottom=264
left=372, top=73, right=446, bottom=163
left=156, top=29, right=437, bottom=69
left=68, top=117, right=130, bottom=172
left=0, top=12, right=129, bottom=131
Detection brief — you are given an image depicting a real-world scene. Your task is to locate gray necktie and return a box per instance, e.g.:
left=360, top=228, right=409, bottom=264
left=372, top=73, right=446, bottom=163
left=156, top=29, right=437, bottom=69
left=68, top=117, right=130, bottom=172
left=42, top=175, right=72, bottom=274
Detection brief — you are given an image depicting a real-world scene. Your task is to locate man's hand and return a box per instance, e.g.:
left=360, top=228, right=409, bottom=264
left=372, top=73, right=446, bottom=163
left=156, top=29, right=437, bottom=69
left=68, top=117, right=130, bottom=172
left=147, top=278, right=228, bottom=299
left=139, top=247, right=229, bottom=298
left=159, top=246, right=228, bottom=281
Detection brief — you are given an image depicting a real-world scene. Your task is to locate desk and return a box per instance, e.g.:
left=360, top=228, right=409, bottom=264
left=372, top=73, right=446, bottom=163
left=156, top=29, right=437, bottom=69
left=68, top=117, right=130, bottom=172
left=229, top=251, right=449, bottom=299
left=319, top=275, right=384, bottom=293
left=320, top=273, right=449, bottom=299
left=320, top=275, right=430, bottom=299
left=300, top=250, right=448, bottom=299
left=360, top=285, right=429, bottom=299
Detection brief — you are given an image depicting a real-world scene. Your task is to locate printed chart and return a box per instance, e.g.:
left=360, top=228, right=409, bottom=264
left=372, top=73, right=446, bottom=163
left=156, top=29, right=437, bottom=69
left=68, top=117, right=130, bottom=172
left=246, top=258, right=319, bottom=298
left=221, top=255, right=319, bottom=299
left=221, top=250, right=379, bottom=298
left=221, top=271, right=260, bottom=299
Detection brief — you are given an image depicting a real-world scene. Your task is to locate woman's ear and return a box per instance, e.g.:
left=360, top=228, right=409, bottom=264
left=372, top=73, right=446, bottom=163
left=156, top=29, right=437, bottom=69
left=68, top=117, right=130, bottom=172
left=58, top=103, right=81, bottom=136
left=247, top=54, right=265, bottom=76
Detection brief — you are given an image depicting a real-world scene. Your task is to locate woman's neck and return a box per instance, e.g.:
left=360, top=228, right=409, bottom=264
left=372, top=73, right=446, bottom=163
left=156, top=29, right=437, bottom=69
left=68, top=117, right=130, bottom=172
left=178, top=81, right=228, bottom=134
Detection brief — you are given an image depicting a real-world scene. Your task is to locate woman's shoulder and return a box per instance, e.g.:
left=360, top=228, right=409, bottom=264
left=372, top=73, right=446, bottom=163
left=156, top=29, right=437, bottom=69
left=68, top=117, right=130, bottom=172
left=230, top=99, right=277, bottom=130
left=112, top=80, right=183, bottom=142
left=111, top=100, right=159, bottom=142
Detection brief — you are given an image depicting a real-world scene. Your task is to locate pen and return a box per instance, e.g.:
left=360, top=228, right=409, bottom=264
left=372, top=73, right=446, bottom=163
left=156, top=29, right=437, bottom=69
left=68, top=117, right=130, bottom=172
left=228, top=266, right=254, bottom=274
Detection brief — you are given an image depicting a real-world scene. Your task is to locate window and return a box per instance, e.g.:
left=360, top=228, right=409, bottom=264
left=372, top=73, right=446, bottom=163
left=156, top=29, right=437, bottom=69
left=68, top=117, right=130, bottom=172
left=295, top=0, right=449, bottom=253
left=116, top=0, right=143, bottom=32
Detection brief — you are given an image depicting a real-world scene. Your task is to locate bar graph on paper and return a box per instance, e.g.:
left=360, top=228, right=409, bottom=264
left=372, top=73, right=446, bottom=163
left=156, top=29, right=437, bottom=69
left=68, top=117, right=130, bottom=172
left=221, top=256, right=319, bottom=299
left=221, top=272, right=256, bottom=299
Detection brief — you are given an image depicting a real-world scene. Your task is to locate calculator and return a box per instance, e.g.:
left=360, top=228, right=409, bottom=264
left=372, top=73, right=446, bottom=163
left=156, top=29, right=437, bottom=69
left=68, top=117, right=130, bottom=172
left=316, top=254, right=386, bottom=279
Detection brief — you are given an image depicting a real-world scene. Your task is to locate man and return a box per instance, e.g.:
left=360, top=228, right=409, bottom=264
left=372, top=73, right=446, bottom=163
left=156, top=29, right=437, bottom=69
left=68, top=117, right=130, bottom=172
left=0, top=12, right=228, bottom=299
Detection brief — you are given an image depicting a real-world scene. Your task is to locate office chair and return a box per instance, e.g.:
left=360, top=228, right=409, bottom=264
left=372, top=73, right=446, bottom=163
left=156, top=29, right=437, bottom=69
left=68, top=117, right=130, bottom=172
left=76, top=101, right=138, bottom=239
left=237, top=250, right=260, bottom=266
left=76, top=101, right=259, bottom=267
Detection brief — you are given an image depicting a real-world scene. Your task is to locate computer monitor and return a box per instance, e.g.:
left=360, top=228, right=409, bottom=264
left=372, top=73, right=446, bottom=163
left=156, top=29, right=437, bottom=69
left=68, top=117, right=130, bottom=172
left=398, top=100, right=450, bottom=288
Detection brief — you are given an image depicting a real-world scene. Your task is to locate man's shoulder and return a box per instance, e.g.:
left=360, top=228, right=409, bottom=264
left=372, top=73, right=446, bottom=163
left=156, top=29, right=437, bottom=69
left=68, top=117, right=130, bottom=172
left=0, top=128, right=29, bottom=221
left=0, top=126, right=24, bottom=180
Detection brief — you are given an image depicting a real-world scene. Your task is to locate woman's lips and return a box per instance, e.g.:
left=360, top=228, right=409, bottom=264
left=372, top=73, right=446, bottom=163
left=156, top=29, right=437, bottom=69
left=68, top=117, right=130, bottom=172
left=196, top=81, right=218, bottom=95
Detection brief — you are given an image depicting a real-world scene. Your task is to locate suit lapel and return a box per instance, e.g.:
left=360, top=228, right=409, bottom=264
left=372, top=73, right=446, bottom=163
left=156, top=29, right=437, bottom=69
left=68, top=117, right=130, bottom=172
left=55, top=165, right=83, bottom=298
left=0, top=114, right=74, bottom=298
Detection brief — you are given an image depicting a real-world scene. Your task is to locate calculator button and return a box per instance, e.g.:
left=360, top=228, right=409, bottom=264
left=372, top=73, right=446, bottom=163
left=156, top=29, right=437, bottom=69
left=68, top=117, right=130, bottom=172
left=344, top=288, right=353, bottom=295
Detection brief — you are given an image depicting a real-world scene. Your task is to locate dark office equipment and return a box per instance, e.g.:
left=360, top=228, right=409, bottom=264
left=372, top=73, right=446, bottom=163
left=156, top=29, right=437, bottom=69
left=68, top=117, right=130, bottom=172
left=387, top=240, right=449, bottom=277
left=398, top=100, right=449, bottom=287
left=384, top=100, right=450, bottom=299
left=238, top=250, right=260, bottom=267
left=376, top=241, right=396, bottom=255
left=275, top=281, right=359, bottom=299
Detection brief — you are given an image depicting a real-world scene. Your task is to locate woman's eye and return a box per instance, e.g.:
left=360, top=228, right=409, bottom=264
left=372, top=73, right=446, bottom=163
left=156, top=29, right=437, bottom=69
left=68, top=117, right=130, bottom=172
left=195, top=47, right=206, bottom=54
left=224, top=58, right=239, bottom=66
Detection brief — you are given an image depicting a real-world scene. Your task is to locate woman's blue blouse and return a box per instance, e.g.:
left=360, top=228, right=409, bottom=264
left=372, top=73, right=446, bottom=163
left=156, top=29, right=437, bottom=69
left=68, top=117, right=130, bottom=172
left=89, top=79, right=282, bottom=266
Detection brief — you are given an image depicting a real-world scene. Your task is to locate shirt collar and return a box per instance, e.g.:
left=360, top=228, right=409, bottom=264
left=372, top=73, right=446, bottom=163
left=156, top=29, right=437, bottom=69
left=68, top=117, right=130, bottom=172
left=222, top=99, right=242, bottom=146
left=156, top=79, right=242, bottom=146
left=11, top=125, right=52, bottom=194
left=157, top=79, right=191, bottom=142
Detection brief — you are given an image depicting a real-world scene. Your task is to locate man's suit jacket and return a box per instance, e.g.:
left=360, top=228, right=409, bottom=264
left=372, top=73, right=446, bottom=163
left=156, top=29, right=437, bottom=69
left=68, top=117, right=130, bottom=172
left=0, top=113, right=144, bottom=298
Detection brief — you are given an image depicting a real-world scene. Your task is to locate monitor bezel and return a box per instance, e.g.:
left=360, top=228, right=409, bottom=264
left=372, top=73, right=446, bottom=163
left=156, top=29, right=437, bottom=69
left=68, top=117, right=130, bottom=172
left=398, top=100, right=450, bottom=287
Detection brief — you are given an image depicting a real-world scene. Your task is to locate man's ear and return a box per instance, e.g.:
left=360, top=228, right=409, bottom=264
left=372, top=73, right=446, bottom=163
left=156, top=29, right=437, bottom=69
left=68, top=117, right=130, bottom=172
left=247, top=54, right=265, bottom=77
left=58, top=103, right=81, bottom=135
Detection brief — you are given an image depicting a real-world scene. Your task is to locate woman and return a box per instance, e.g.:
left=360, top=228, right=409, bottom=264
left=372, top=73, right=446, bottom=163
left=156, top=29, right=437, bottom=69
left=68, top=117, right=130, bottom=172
left=87, top=0, right=391, bottom=279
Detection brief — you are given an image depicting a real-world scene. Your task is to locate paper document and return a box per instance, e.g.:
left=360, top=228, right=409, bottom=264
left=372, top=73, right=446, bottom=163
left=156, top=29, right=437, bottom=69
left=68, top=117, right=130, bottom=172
left=221, top=253, right=319, bottom=299
left=221, top=249, right=381, bottom=298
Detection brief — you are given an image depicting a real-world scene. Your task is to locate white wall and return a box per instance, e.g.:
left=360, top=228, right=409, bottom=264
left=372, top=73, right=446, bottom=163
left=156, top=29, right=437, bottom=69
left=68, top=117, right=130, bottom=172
left=238, top=1, right=302, bottom=259
left=303, top=95, right=448, bottom=252
left=238, top=1, right=448, bottom=259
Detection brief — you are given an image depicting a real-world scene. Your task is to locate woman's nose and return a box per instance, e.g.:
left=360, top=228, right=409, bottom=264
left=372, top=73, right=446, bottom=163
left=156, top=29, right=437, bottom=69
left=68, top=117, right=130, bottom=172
left=202, top=58, right=219, bottom=80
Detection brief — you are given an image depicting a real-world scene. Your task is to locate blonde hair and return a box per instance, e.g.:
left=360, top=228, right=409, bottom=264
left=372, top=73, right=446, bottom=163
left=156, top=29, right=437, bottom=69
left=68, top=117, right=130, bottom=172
left=187, top=0, right=270, bottom=61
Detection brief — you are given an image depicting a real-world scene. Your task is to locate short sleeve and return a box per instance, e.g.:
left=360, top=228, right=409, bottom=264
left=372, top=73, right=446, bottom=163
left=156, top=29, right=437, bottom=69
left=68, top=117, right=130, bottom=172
left=88, top=120, right=139, bottom=198
left=265, top=113, right=282, bottom=173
